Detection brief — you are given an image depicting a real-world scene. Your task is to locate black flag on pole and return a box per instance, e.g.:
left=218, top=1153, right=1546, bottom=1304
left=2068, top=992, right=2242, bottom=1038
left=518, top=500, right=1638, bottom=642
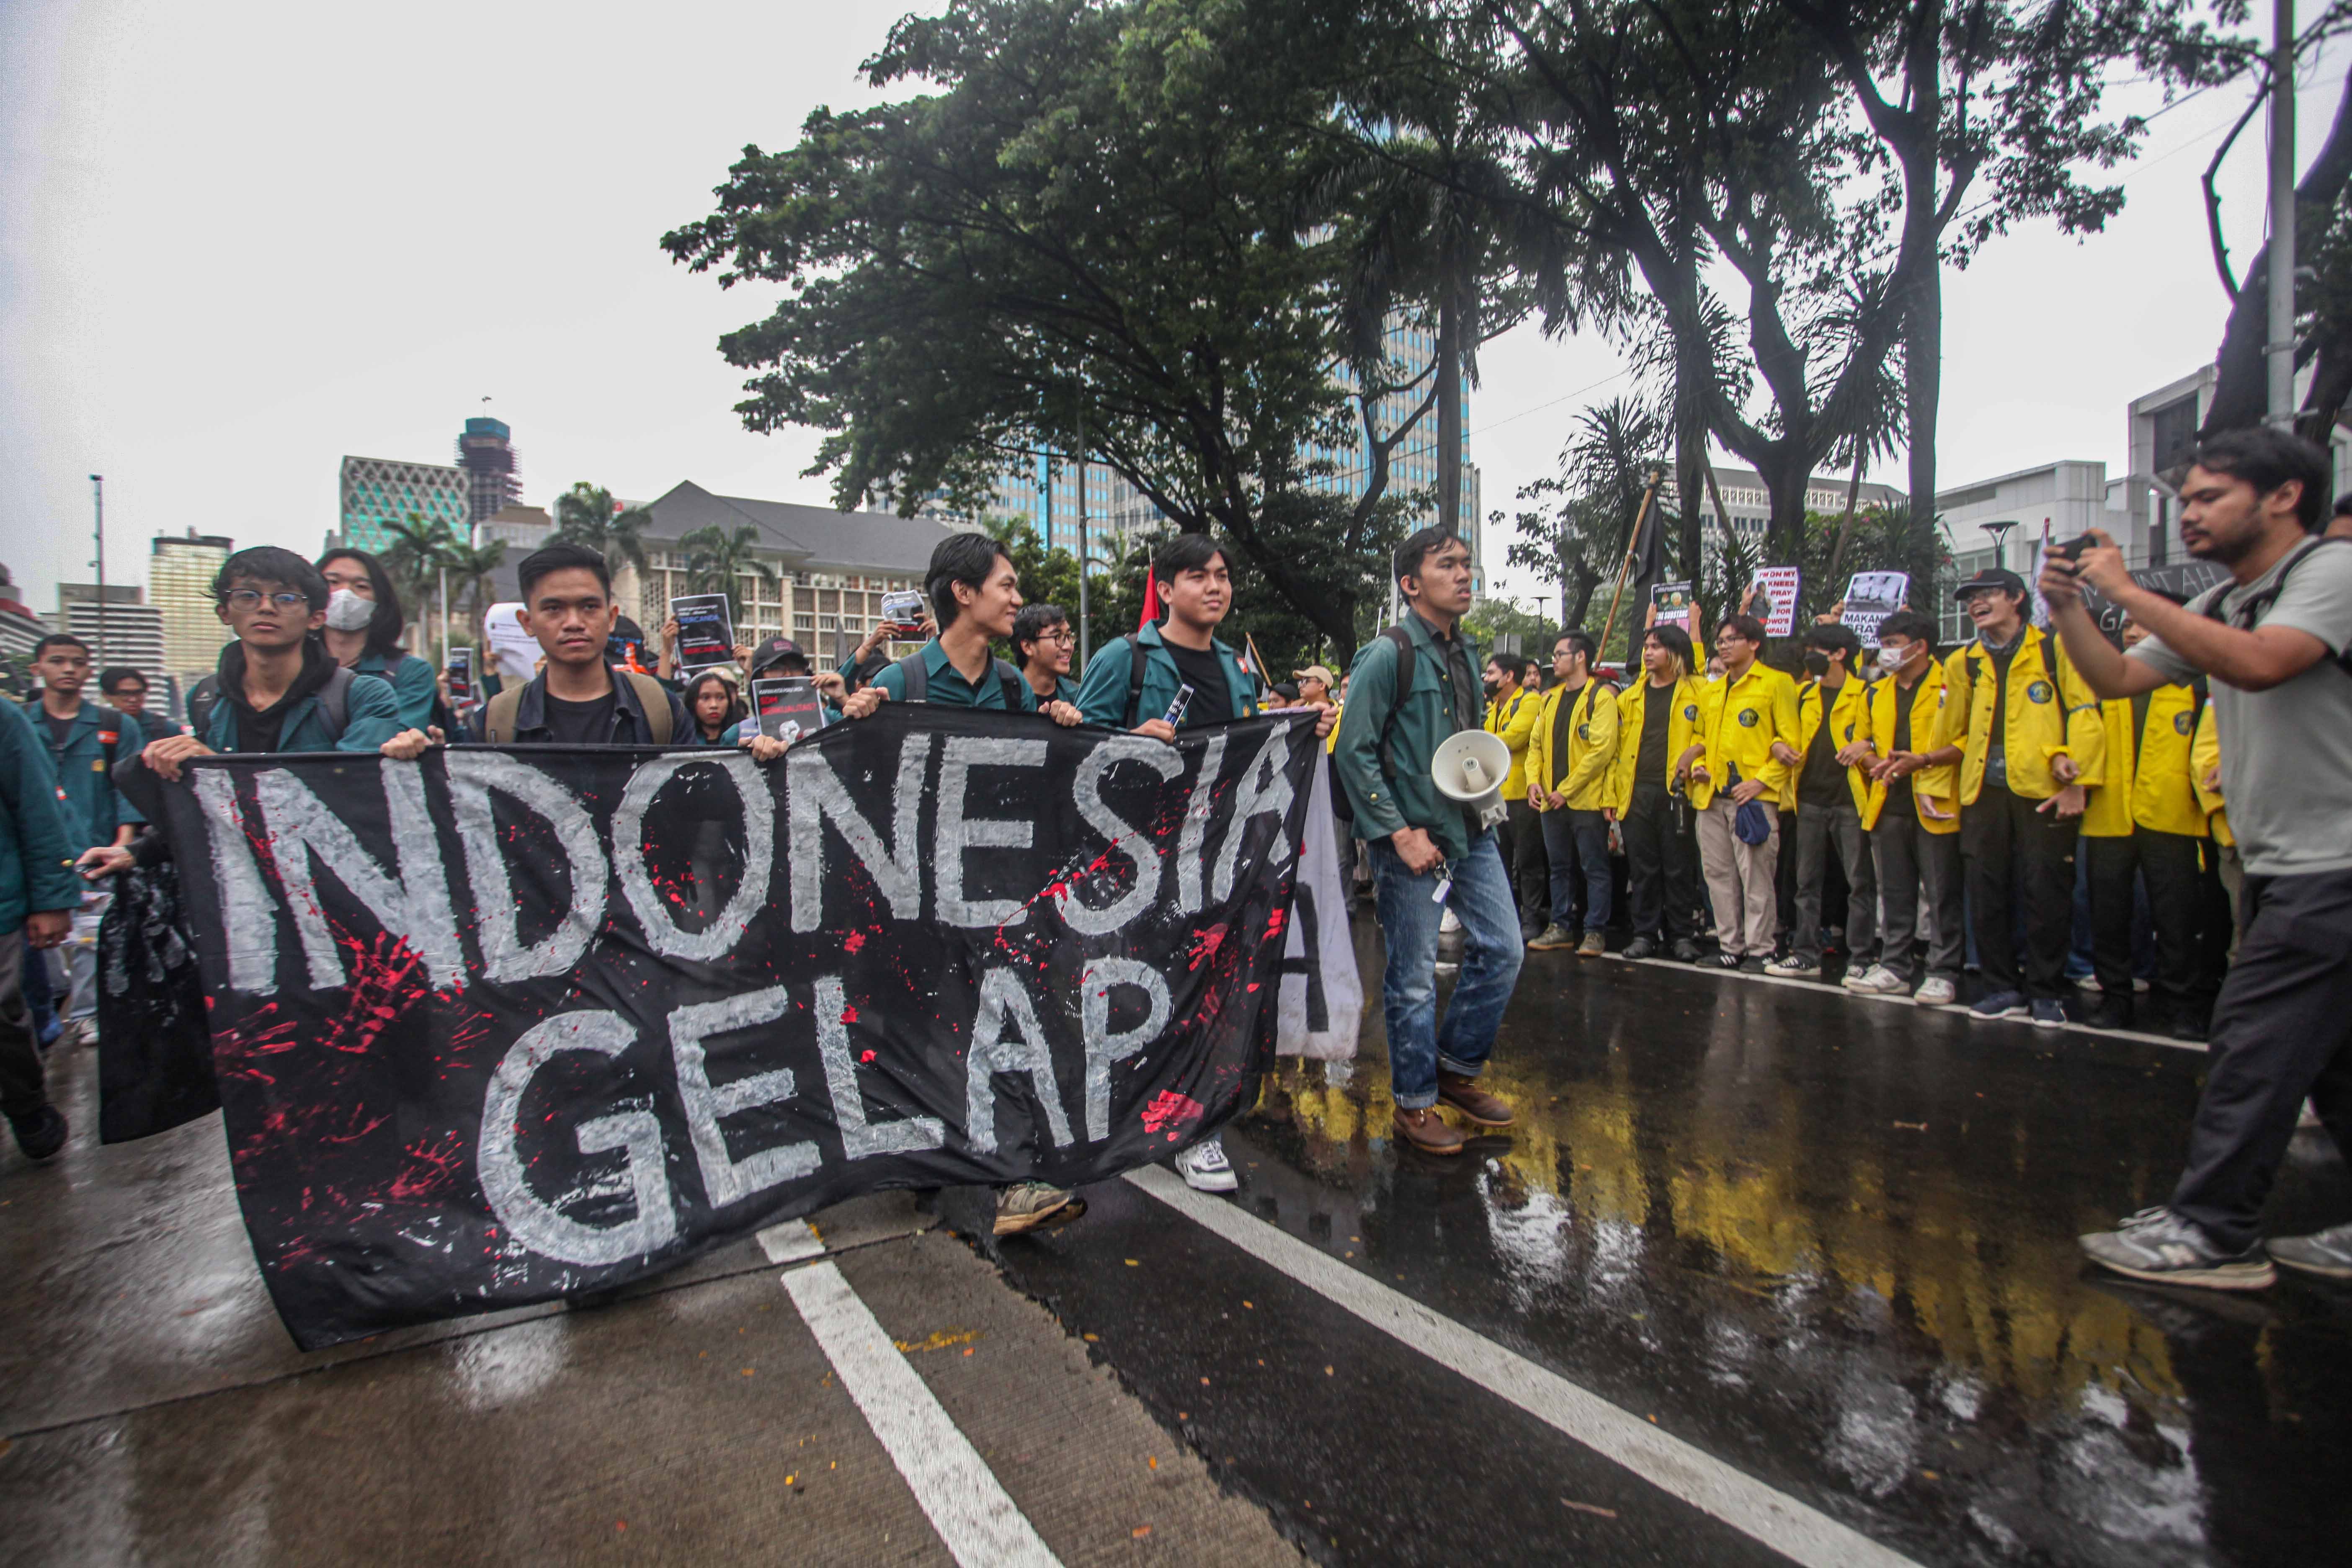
left=153, top=708, right=1318, bottom=1349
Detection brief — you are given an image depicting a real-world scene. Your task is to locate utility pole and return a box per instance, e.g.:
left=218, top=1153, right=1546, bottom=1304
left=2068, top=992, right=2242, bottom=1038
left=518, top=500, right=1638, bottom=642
left=1076, top=402, right=1091, bottom=671
left=89, top=474, right=106, bottom=669
left=2267, top=0, right=2298, bottom=428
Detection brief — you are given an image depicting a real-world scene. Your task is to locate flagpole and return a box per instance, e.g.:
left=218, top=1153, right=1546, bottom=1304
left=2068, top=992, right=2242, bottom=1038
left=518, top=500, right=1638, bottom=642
left=1245, top=632, right=1272, bottom=700
left=1596, top=469, right=1664, bottom=661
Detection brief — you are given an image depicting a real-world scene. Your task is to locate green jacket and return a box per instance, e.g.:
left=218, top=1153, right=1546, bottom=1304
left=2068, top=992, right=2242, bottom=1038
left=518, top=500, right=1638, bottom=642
left=24, top=698, right=139, bottom=852
left=356, top=650, right=440, bottom=731
left=0, top=699, right=83, bottom=937
left=1074, top=622, right=1258, bottom=729
left=1332, top=613, right=1485, bottom=863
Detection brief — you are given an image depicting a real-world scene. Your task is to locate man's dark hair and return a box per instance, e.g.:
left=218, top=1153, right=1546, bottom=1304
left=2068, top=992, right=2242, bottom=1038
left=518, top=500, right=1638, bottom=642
left=1717, top=613, right=1768, bottom=647
left=517, top=541, right=613, bottom=601
left=1486, top=650, right=1529, bottom=683
left=1555, top=629, right=1598, bottom=666
left=1393, top=525, right=1463, bottom=586
left=1801, top=622, right=1862, bottom=659
left=214, top=547, right=329, bottom=611
left=925, top=532, right=1011, bottom=630
left=1874, top=609, right=1939, bottom=652
left=2191, top=426, right=2332, bottom=531
left=98, top=665, right=147, bottom=694
left=2337, top=491, right=2352, bottom=518
left=33, top=633, right=88, bottom=661
left=317, top=547, right=409, bottom=659
left=1152, top=532, right=1229, bottom=581
left=1644, top=624, right=1695, bottom=674
left=1010, top=603, right=1069, bottom=668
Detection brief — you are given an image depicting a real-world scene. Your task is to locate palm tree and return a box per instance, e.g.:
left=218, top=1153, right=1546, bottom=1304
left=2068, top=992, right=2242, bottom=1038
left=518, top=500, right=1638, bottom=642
left=552, top=482, right=651, bottom=575
left=380, top=513, right=456, bottom=608
left=444, top=536, right=508, bottom=641
left=676, top=524, right=776, bottom=627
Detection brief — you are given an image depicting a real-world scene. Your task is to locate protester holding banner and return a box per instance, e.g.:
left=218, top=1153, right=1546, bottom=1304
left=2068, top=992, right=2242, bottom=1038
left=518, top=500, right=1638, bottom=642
left=1681, top=615, right=1799, bottom=972
left=1526, top=630, right=1617, bottom=956
left=317, top=549, right=441, bottom=732
left=1074, top=534, right=1259, bottom=735
left=850, top=534, right=1081, bottom=728
left=2076, top=608, right=2218, bottom=1039
left=1333, top=528, right=1521, bottom=1156
left=0, top=696, right=79, bottom=1163
left=1934, top=567, right=2105, bottom=1029
left=1769, top=624, right=1877, bottom=980
left=1607, top=625, right=1705, bottom=962
left=2042, top=427, right=2352, bottom=1289
left=1849, top=611, right=1964, bottom=1004
left=476, top=544, right=691, bottom=746
left=1482, top=652, right=1547, bottom=941
left=1011, top=604, right=1082, bottom=708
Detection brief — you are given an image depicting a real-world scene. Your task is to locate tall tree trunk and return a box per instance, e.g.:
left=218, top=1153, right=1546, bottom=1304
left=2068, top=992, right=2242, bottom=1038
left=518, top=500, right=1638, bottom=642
left=1437, top=296, right=1463, bottom=536
left=1827, top=447, right=1868, bottom=587
left=1903, top=251, right=1940, bottom=526
left=1671, top=272, right=1710, bottom=586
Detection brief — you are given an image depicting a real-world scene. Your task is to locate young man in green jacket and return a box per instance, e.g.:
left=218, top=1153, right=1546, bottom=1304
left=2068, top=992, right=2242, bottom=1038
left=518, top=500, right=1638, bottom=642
left=0, top=697, right=82, bottom=1162
left=1331, top=529, right=1523, bottom=1155
left=1075, top=534, right=1259, bottom=734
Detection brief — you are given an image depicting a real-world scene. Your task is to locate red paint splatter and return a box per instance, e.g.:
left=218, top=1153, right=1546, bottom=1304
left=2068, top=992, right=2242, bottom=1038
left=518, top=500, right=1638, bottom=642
left=859, top=1050, right=876, bottom=1064
left=1185, top=923, right=1228, bottom=972
left=841, top=1005, right=859, bottom=1024
left=1141, top=1091, right=1205, bottom=1142
left=843, top=931, right=867, bottom=953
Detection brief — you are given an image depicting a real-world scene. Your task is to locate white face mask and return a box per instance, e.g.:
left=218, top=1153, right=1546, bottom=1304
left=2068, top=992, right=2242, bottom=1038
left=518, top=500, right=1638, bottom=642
left=324, top=588, right=377, bottom=632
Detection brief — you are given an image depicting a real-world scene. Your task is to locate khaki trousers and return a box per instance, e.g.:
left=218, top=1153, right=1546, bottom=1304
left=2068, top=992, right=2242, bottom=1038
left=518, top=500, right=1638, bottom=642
left=1697, top=795, right=1780, bottom=958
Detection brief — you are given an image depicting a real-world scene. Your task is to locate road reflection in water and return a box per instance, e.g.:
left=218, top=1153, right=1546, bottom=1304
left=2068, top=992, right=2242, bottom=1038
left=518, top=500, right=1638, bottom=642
left=1235, top=961, right=2351, bottom=1567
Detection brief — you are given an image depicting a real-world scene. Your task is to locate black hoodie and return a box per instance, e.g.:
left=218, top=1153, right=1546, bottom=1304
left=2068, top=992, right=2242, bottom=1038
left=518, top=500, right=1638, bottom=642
left=216, top=636, right=340, bottom=755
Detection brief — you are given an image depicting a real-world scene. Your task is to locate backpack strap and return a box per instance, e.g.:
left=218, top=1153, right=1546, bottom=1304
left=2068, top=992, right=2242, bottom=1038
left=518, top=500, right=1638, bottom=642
left=188, top=675, right=220, bottom=744
left=620, top=670, right=674, bottom=745
left=1122, top=634, right=1149, bottom=729
left=894, top=652, right=929, bottom=704
left=482, top=684, right=524, bottom=745
left=992, top=659, right=1026, bottom=714
left=1374, top=624, right=1415, bottom=779
left=317, top=666, right=353, bottom=741
left=2202, top=535, right=2352, bottom=676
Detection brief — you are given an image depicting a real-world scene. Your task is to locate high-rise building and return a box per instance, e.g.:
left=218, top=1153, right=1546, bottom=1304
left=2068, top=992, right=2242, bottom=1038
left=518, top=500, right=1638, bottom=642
left=339, top=455, right=471, bottom=555
left=150, top=529, right=235, bottom=678
left=0, top=563, right=46, bottom=672
left=457, top=417, right=522, bottom=525
left=57, top=584, right=167, bottom=697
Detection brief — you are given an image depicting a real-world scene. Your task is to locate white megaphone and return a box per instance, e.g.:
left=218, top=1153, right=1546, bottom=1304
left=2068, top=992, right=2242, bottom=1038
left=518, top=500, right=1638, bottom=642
left=1431, top=729, right=1512, bottom=829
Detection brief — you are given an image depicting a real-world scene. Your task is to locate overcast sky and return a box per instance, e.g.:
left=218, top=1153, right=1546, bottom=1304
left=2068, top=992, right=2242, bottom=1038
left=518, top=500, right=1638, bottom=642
left=3, top=1, right=2344, bottom=616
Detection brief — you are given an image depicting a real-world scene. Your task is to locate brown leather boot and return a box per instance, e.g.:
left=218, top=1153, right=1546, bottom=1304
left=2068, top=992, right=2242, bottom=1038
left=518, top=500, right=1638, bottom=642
left=1393, top=1106, right=1467, bottom=1155
left=1437, top=1072, right=1515, bottom=1127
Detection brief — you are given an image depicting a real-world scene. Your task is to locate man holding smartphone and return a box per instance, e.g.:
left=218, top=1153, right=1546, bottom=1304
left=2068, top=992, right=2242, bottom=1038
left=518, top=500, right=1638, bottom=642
left=2044, top=427, right=2352, bottom=1290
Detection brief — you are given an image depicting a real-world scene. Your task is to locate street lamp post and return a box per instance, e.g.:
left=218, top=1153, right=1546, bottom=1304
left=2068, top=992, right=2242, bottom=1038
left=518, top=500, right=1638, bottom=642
left=89, top=474, right=106, bottom=670
left=2267, top=0, right=2298, bottom=429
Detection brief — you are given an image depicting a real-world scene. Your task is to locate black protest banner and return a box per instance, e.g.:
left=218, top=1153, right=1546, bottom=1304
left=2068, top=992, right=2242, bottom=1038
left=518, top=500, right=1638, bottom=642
left=157, top=708, right=1317, bottom=1349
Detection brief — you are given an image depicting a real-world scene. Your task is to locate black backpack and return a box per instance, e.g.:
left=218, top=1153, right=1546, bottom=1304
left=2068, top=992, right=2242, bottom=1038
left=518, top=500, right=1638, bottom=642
left=187, top=665, right=356, bottom=748
left=895, top=650, right=1026, bottom=711
left=2201, top=535, right=2352, bottom=678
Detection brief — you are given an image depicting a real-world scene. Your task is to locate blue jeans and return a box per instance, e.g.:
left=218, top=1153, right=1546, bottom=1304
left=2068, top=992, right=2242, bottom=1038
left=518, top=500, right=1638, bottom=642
left=1541, top=808, right=1612, bottom=932
left=1370, top=830, right=1524, bottom=1110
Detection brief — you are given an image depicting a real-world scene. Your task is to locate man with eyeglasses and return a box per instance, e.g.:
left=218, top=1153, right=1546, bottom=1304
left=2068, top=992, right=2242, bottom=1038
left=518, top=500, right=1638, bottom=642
left=1011, top=604, right=1081, bottom=708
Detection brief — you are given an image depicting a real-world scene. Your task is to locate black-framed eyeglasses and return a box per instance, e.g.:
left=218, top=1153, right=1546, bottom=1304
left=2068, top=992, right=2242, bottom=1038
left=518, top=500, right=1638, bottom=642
left=225, top=591, right=309, bottom=611
left=1044, top=631, right=1078, bottom=646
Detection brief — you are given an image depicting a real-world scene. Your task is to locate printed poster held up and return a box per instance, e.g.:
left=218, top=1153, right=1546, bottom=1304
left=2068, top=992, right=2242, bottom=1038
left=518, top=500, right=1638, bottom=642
left=670, top=593, right=737, bottom=678
left=1749, top=567, right=1801, bottom=637
left=1840, top=572, right=1909, bottom=647
left=1650, top=580, right=1695, bottom=633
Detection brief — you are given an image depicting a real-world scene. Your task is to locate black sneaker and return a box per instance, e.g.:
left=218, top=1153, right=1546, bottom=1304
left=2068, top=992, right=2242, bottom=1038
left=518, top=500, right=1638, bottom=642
left=2167, top=1008, right=2211, bottom=1044
left=1622, top=935, right=1661, bottom=961
left=2079, top=1207, right=2275, bottom=1291
left=2081, top=993, right=2135, bottom=1031
left=2269, top=1221, right=2352, bottom=1281
left=1705, top=952, right=1743, bottom=971
left=8, top=1104, right=67, bottom=1163
left=1670, top=939, right=1703, bottom=964
left=1737, top=954, right=1769, bottom=975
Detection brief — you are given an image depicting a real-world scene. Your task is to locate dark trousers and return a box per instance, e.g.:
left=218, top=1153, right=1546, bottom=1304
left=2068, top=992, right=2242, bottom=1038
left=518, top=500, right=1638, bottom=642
left=2086, top=830, right=2214, bottom=1012
left=1791, top=798, right=1876, bottom=965
left=1622, top=780, right=1698, bottom=942
left=1498, top=797, right=1545, bottom=927
left=2169, top=869, right=2352, bottom=1251
left=1961, top=785, right=2079, bottom=1001
left=1870, top=814, right=1964, bottom=984
left=0, top=931, right=49, bottom=1126
left=1541, top=807, right=1612, bottom=933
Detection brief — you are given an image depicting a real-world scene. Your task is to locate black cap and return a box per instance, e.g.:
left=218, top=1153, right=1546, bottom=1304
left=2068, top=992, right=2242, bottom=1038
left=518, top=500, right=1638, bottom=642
left=1953, top=567, right=2027, bottom=601
left=748, top=635, right=807, bottom=674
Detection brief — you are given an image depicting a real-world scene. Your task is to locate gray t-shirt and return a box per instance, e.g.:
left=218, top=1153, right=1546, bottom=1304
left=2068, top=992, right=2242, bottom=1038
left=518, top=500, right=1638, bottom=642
left=2128, top=539, right=2352, bottom=877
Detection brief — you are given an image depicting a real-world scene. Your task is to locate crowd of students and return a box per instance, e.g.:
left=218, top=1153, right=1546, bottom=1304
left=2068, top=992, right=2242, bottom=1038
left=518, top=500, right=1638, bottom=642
left=5, top=426, right=2346, bottom=1297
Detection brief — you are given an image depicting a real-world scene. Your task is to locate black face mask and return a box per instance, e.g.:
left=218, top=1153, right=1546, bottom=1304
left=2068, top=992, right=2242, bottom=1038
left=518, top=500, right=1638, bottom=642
left=1803, top=650, right=1831, bottom=676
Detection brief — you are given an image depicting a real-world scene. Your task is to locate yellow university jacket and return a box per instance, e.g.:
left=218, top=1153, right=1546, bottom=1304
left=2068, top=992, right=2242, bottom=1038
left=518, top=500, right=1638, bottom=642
left=1691, top=661, right=1801, bottom=810
left=1485, top=686, right=1541, bottom=801
left=1854, top=660, right=1960, bottom=834
left=2082, top=683, right=2207, bottom=839
left=1792, top=675, right=1873, bottom=815
left=1527, top=679, right=1620, bottom=813
left=1606, top=674, right=1706, bottom=814
left=2191, top=698, right=2232, bottom=848
left=1931, top=627, right=2106, bottom=804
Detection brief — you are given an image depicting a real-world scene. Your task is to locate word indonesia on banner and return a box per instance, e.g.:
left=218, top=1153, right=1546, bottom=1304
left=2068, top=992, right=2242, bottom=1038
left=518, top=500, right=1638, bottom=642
left=155, top=709, right=1328, bottom=1349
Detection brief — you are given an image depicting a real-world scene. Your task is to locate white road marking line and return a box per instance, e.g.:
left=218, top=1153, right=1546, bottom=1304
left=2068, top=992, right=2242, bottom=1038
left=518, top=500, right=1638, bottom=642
left=1599, top=952, right=2205, bottom=1053
left=1126, top=1163, right=1923, bottom=1568
left=783, top=1261, right=1063, bottom=1568
left=757, top=1219, right=826, bottom=1263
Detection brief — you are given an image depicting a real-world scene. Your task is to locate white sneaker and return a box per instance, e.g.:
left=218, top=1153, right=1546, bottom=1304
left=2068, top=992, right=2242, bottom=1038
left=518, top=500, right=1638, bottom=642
left=1912, top=977, right=1958, bottom=1007
left=1764, top=956, right=1822, bottom=978
left=1174, top=1137, right=1239, bottom=1193
left=1439, top=907, right=1462, bottom=934
left=1843, top=964, right=1908, bottom=995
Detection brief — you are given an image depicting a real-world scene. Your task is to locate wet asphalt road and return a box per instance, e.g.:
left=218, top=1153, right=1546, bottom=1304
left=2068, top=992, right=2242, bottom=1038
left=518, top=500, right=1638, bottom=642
left=4, top=919, right=2349, bottom=1565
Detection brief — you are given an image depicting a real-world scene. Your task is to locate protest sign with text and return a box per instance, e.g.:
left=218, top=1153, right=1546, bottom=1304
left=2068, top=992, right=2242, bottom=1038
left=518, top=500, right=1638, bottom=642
left=156, top=709, right=1319, bottom=1349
